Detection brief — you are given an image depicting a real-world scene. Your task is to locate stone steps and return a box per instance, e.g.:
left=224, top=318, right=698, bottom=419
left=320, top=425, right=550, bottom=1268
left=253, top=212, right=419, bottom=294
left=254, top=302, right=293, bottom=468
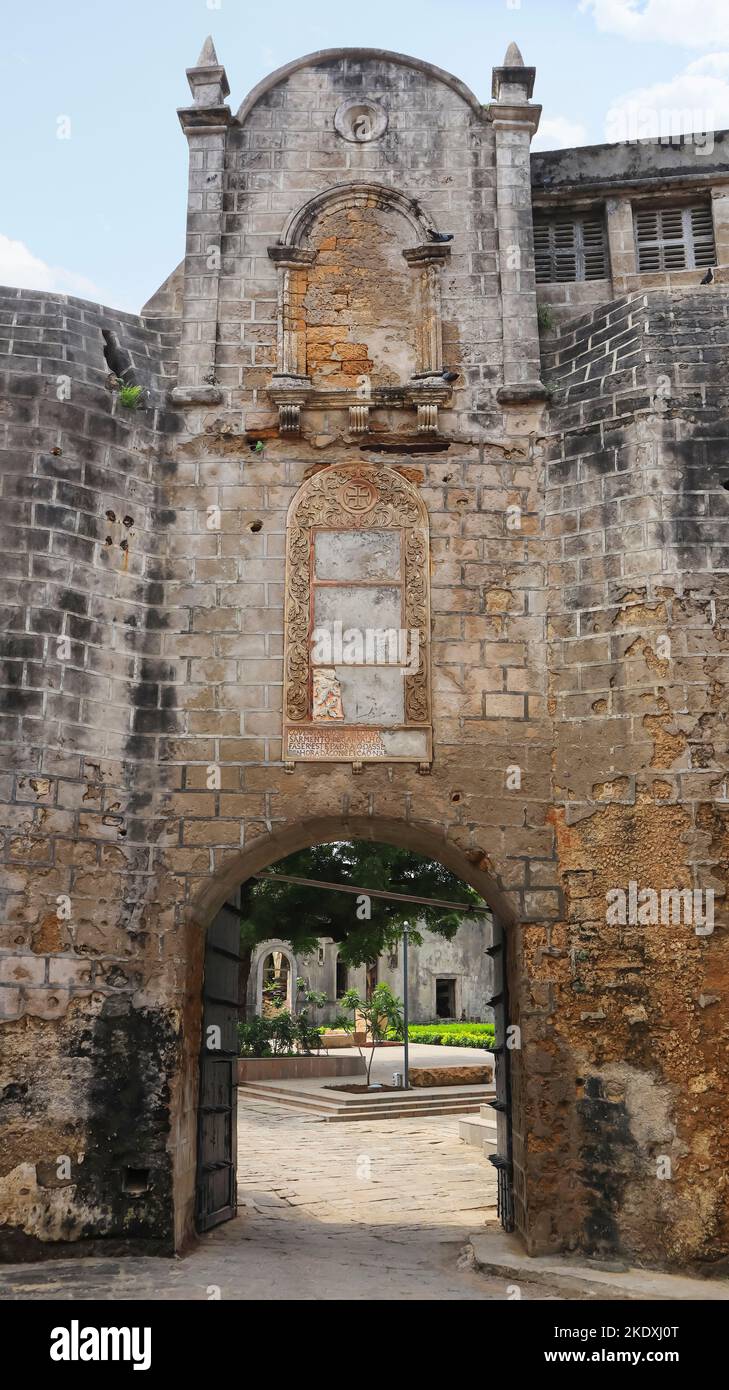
left=458, top=1111, right=498, bottom=1155
left=239, top=1079, right=494, bottom=1122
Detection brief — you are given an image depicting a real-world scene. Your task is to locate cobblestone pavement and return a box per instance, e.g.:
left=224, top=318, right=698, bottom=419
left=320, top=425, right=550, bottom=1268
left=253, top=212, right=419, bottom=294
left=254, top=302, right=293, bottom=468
left=0, top=1100, right=565, bottom=1300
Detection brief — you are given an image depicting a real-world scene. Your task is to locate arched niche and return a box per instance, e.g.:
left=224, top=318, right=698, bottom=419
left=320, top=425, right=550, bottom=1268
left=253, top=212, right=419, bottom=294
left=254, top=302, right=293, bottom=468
left=253, top=940, right=296, bottom=1015
left=282, top=462, right=431, bottom=772
left=267, top=182, right=452, bottom=435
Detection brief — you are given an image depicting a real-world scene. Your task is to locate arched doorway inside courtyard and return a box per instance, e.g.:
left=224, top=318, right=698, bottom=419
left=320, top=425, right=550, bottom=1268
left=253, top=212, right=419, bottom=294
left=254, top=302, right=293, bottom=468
left=189, top=819, right=516, bottom=1248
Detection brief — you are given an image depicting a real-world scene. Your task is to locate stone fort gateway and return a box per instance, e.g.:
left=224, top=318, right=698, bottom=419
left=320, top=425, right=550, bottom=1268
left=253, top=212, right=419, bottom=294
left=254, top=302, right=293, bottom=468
left=0, top=38, right=728, bottom=1273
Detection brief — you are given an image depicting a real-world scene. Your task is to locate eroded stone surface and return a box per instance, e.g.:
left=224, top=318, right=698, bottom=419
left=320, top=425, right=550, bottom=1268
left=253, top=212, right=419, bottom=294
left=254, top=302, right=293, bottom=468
left=0, top=41, right=727, bottom=1275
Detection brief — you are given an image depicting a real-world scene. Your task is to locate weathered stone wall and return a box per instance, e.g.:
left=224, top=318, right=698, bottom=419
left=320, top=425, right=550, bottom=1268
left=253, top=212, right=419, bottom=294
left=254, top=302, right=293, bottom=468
left=217, top=53, right=501, bottom=439
left=0, top=47, right=727, bottom=1273
left=247, top=917, right=494, bottom=1024
left=532, top=288, right=729, bottom=1266
left=0, top=286, right=184, bottom=1255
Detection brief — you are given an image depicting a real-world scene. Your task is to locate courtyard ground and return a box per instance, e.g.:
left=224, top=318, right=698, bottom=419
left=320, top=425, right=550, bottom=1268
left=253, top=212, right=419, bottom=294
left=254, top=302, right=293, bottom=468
left=0, top=1087, right=565, bottom=1300
left=317, top=1039, right=495, bottom=1079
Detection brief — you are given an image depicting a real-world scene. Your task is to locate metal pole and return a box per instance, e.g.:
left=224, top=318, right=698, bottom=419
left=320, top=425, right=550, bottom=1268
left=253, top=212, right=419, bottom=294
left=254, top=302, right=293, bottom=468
left=402, top=923, right=409, bottom=1090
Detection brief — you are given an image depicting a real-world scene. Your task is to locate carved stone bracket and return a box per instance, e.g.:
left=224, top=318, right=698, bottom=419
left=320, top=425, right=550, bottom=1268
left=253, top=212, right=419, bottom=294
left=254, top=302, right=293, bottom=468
left=268, top=373, right=312, bottom=435
left=349, top=404, right=370, bottom=434
left=279, top=403, right=301, bottom=433
left=417, top=403, right=438, bottom=433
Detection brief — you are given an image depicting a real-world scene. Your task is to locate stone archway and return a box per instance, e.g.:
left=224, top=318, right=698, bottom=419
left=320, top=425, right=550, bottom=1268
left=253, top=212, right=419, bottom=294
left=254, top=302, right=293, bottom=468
left=179, top=815, right=515, bottom=1251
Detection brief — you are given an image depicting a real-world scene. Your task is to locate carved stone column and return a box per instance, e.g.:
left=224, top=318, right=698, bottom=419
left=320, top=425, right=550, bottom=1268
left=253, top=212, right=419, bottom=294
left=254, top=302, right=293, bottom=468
left=486, top=43, right=547, bottom=407
left=267, top=245, right=315, bottom=433
left=403, top=243, right=450, bottom=376
left=171, top=38, right=232, bottom=406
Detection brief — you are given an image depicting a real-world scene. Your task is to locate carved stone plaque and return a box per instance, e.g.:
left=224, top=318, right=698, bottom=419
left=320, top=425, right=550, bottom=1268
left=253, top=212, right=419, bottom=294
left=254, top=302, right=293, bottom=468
left=283, top=463, right=431, bottom=766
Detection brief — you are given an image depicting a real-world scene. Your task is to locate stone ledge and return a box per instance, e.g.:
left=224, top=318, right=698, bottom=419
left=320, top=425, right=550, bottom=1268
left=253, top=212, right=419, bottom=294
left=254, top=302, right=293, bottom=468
left=169, top=385, right=223, bottom=406
left=237, top=1054, right=366, bottom=1082
left=467, top=1229, right=729, bottom=1300
left=497, top=382, right=549, bottom=405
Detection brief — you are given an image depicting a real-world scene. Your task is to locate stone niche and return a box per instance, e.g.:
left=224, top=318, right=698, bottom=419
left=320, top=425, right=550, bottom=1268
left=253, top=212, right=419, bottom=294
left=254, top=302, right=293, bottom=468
left=283, top=462, right=432, bottom=771
left=303, top=201, right=418, bottom=389
left=268, top=183, right=452, bottom=436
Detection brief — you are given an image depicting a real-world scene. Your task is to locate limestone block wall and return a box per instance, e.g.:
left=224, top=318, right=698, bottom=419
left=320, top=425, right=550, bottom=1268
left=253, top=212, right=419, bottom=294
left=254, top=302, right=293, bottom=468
left=533, top=287, right=729, bottom=1267
left=213, top=54, right=503, bottom=438
left=0, top=287, right=184, bottom=1255
left=1, top=46, right=727, bottom=1272
left=0, top=289, right=555, bottom=1254
left=247, top=918, right=494, bottom=1024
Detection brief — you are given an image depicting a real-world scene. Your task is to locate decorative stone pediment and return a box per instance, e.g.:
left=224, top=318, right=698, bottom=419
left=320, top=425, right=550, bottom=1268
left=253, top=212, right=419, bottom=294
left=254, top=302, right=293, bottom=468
left=283, top=463, right=432, bottom=771
left=267, top=182, right=453, bottom=436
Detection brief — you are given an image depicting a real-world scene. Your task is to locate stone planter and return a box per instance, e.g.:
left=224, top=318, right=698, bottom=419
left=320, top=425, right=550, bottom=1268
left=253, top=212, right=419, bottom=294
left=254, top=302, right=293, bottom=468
left=237, top=1054, right=366, bottom=1083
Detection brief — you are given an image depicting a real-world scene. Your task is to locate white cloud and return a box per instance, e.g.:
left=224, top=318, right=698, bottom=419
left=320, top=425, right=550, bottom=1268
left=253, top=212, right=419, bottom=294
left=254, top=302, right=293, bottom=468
left=0, top=233, right=105, bottom=302
left=580, top=0, right=729, bottom=46
left=604, top=53, right=729, bottom=143
left=532, top=116, right=589, bottom=151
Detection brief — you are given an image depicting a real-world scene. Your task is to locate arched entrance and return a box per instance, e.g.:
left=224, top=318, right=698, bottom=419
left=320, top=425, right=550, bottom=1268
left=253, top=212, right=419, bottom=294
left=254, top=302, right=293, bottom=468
left=255, top=943, right=296, bottom=1016
left=187, top=817, right=516, bottom=1247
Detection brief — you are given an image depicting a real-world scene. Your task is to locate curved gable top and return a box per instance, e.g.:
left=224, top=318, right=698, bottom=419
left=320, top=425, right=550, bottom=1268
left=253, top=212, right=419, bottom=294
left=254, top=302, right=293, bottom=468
left=235, top=47, right=483, bottom=123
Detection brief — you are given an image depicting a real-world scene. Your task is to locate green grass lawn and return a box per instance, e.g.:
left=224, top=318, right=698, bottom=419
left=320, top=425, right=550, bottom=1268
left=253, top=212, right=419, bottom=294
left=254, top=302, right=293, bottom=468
left=387, top=1022, right=494, bottom=1049
left=318, top=1020, right=495, bottom=1049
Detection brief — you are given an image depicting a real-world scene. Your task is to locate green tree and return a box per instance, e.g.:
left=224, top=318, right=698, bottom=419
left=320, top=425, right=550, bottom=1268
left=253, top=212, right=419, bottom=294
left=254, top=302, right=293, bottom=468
left=338, top=982, right=405, bottom=1086
left=234, top=840, right=482, bottom=1008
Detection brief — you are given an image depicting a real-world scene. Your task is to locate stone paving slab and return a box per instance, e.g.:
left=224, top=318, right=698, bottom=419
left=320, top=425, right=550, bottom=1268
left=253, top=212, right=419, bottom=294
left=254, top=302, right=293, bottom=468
left=0, top=1100, right=516, bottom=1301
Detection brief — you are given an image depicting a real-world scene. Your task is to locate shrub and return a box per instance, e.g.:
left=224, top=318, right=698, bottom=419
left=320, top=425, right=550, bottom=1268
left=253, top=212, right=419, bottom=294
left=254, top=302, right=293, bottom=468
left=237, top=1011, right=322, bottom=1057
left=118, top=383, right=144, bottom=410
left=238, top=1016, right=272, bottom=1058
left=537, top=303, right=556, bottom=333
left=385, top=1022, right=495, bottom=1050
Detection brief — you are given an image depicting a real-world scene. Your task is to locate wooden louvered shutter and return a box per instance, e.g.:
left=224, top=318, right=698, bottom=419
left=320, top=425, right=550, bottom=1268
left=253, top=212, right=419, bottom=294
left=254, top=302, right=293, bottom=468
left=534, top=219, right=554, bottom=284
left=582, top=214, right=609, bottom=279
left=533, top=212, right=607, bottom=283
left=689, top=204, right=716, bottom=267
left=635, top=203, right=716, bottom=272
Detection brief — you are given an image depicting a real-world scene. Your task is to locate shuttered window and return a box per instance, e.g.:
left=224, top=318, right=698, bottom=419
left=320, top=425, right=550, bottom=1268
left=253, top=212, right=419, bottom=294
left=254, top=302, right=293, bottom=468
left=533, top=211, right=608, bottom=284
left=634, top=203, right=716, bottom=272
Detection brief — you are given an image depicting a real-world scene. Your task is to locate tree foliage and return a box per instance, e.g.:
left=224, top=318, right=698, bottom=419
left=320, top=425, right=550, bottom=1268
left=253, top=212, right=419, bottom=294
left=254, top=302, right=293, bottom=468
left=236, top=840, right=482, bottom=967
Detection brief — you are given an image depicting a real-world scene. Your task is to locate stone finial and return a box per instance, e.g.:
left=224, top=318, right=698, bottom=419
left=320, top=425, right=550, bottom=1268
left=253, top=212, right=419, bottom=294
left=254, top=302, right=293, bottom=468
left=197, top=35, right=219, bottom=66
left=185, top=34, right=230, bottom=107
left=491, top=41, right=535, bottom=102
left=503, top=41, right=524, bottom=66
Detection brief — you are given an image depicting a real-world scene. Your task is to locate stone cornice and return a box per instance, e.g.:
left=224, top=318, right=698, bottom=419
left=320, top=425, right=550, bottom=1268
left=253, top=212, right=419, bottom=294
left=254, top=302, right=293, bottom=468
left=403, top=243, right=452, bottom=267
left=486, top=102, right=542, bottom=138
left=177, top=105, right=233, bottom=136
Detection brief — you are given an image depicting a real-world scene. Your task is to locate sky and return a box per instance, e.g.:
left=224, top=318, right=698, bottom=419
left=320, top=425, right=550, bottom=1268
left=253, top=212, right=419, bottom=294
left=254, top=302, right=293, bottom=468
left=1, top=0, right=729, bottom=313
